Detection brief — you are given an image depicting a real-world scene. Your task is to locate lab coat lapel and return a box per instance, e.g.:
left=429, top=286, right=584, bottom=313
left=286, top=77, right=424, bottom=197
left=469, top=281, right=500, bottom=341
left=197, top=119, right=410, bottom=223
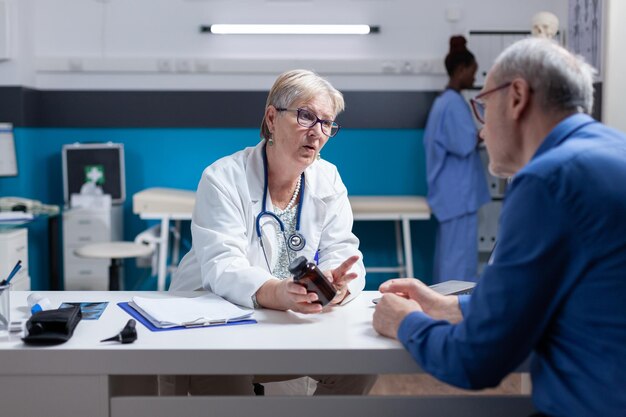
left=247, top=142, right=278, bottom=269
left=301, top=175, right=326, bottom=262
left=247, top=141, right=265, bottom=204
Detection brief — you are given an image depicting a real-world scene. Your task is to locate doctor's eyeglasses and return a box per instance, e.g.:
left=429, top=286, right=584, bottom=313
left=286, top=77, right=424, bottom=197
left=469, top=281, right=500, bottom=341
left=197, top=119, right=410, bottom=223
left=276, top=107, right=341, bottom=137
left=470, top=82, right=512, bottom=124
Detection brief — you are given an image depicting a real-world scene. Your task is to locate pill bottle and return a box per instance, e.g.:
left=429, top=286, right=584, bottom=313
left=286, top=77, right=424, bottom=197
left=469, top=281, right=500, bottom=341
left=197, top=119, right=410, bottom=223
left=288, top=256, right=337, bottom=306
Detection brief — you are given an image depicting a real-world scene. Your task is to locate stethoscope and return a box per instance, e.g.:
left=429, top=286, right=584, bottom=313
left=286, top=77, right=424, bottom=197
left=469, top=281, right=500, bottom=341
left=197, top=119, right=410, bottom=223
left=255, top=146, right=306, bottom=271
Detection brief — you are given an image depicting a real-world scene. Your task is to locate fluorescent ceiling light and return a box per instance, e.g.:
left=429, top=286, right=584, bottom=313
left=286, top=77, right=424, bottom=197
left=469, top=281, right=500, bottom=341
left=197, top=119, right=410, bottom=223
left=203, top=24, right=379, bottom=35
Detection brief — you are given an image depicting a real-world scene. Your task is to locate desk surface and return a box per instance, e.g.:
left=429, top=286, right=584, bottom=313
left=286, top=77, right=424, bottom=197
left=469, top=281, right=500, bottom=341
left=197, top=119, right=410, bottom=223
left=1, top=291, right=420, bottom=376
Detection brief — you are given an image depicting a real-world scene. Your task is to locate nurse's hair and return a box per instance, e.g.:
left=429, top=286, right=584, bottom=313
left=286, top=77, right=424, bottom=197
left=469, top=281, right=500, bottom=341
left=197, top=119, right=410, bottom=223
left=491, top=37, right=596, bottom=114
left=260, top=69, right=345, bottom=141
left=445, top=35, right=475, bottom=76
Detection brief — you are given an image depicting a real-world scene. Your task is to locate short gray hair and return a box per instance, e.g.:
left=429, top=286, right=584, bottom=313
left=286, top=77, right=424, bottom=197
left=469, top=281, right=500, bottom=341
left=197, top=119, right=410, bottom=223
left=491, top=38, right=596, bottom=114
left=260, top=69, right=345, bottom=140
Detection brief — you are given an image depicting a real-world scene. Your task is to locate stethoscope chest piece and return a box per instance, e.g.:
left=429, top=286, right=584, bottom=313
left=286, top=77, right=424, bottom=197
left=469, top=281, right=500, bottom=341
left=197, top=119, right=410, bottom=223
left=287, top=232, right=306, bottom=251
left=257, top=145, right=308, bottom=271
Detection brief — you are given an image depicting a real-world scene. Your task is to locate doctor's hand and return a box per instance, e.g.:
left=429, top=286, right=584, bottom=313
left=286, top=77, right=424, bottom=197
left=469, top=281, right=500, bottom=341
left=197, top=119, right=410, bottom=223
left=324, top=255, right=360, bottom=305
left=378, top=278, right=462, bottom=324
left=256, top=278, right=324, bottom=314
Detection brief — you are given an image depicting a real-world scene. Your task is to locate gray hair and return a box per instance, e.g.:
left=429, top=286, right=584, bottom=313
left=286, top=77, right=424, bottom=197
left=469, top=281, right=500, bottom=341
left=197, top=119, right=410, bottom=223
left=260, top=69, right=345, bottom=140
left=491, top=38, right=596, bottom=114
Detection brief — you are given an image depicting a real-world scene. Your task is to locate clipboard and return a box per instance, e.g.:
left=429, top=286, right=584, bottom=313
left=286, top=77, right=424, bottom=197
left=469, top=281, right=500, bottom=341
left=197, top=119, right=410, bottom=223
left=117, top=302, right=257, bottom=332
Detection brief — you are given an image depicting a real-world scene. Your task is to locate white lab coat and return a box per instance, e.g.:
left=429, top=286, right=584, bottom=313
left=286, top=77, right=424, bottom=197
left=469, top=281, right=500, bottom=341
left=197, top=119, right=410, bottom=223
left=170, top=141, right=366, bottom=308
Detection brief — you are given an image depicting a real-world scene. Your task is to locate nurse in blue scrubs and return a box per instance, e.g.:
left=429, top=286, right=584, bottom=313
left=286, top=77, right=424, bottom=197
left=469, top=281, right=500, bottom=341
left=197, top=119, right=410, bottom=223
left=423, top=36, right=490, bottom=282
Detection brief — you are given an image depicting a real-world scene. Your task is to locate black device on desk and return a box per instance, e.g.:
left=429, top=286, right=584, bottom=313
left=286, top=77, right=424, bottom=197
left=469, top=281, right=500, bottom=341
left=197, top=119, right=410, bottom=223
left=22, top=305, right=83, bottom=345
left=372, top=280, right=476, bottom=304
left=428, top=280, right=476, bottom=295
left=101, top=319, right=137, bottom=344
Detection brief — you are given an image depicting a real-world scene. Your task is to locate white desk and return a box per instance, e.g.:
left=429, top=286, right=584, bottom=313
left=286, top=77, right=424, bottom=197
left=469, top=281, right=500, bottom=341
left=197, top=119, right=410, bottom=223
left=134, top=189, right=431, bottom=290
left=0, top=291, right=532, bottom=417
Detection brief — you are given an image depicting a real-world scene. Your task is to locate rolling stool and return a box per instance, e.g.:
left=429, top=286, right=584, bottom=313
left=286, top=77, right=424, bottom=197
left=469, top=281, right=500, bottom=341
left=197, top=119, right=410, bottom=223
left=74, top=242, right=154, bottom=290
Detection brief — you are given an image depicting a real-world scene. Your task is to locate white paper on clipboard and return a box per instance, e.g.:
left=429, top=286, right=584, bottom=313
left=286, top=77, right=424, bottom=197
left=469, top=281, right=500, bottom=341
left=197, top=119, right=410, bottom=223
left=130, top=293, right=254, bottom=328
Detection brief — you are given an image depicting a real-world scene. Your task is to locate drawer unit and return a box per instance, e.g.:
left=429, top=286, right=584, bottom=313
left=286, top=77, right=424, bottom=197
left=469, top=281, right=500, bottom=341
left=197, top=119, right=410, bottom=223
left=63, top=212, right=111, bottom=247
left=63, top=206, right=123, bottom=290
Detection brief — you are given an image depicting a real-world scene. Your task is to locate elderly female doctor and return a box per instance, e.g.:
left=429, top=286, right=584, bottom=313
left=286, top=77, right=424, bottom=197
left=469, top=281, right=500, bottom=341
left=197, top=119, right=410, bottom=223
left=166, top=69, right=374, bottom=395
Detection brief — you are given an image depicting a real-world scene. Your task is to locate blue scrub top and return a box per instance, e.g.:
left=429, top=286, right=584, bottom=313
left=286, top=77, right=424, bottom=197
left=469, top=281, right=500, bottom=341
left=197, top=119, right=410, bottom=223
left=423, top=89, right=490, bottom=221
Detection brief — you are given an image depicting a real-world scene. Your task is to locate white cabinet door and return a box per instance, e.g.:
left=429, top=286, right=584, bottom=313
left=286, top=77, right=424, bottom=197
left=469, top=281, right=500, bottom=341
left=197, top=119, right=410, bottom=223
left=63, top=208, right=112, bottom=290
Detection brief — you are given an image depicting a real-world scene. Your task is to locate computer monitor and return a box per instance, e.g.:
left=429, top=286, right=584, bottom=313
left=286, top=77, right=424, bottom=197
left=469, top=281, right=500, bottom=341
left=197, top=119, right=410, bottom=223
left=62, top=142, right=126, bottom=205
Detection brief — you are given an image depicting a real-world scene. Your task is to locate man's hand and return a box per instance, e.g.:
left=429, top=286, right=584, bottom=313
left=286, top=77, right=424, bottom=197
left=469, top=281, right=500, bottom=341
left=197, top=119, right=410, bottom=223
left=373, top=293, right=422, bottom=339
left=378, top=278, right=463, bottom=324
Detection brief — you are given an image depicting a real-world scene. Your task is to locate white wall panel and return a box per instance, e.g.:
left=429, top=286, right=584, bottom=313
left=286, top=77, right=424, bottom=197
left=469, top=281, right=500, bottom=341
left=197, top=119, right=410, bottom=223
left=0, top=0, right=35, bottom=86
left=24, top=0, right=569, bottom=90
left=603, top=0, right=626, bottom=131
left=34, top=0, right=105, bottom=56
left=0, top=0, right=9, bottom=60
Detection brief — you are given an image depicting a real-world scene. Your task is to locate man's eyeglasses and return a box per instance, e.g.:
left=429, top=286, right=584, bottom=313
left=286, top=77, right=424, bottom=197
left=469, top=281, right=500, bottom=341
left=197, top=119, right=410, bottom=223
left=275, top=107, right=341, bottom=138
left=470, top=82, right=512, bottom=124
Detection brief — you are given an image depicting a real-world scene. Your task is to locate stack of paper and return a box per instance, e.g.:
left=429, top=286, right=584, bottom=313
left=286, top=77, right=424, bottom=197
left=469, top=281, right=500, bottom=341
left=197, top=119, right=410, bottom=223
left=129, top=293, right=254, bottom=328
left=0, top=212, right=34, bottom=225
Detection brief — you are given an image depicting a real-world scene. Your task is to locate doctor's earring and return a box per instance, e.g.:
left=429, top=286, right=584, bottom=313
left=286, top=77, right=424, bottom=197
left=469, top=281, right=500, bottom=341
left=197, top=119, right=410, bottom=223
left=316, top=153, right=321, bottom=161
left=268, top=137, right=274, bottom=146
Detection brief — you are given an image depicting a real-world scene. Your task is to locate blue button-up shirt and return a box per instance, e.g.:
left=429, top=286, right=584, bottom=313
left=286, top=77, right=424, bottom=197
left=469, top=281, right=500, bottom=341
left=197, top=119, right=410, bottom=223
left=399, top=114, right=626, bottom=416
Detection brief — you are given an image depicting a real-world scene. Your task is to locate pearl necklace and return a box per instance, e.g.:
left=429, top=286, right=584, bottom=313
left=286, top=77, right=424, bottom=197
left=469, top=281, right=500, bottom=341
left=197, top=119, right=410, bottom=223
left=282, top=176, right=302, bottom=212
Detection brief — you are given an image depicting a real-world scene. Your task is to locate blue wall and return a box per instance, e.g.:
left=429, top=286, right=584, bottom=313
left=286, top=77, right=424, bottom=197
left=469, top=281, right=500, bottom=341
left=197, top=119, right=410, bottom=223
left=0, top=127, right=435, bottom=290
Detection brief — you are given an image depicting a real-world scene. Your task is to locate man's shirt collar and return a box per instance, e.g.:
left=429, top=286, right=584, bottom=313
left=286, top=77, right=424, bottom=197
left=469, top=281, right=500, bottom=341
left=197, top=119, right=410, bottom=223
left=532, top=113, right=597, bottom=161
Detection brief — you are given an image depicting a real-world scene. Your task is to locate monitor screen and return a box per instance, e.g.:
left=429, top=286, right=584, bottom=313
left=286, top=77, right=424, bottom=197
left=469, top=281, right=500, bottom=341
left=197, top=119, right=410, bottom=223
left=63, top=143, right=125, bottom=204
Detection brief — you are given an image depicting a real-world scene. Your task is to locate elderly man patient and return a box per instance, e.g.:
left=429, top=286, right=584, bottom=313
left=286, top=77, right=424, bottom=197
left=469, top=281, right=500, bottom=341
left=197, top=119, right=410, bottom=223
left=163, top=69, right=376, bottom=395
left=374, top=38, right=626, bottom=417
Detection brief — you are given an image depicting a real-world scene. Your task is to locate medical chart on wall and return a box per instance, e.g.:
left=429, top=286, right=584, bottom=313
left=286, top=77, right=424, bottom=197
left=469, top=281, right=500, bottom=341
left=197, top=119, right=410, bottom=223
left=568, top=0, right=602, bottom=78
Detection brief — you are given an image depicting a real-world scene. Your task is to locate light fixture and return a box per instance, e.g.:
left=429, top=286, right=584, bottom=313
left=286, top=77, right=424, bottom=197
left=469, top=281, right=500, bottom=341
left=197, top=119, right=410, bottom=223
left=200, top=24, right=380, bottom=35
